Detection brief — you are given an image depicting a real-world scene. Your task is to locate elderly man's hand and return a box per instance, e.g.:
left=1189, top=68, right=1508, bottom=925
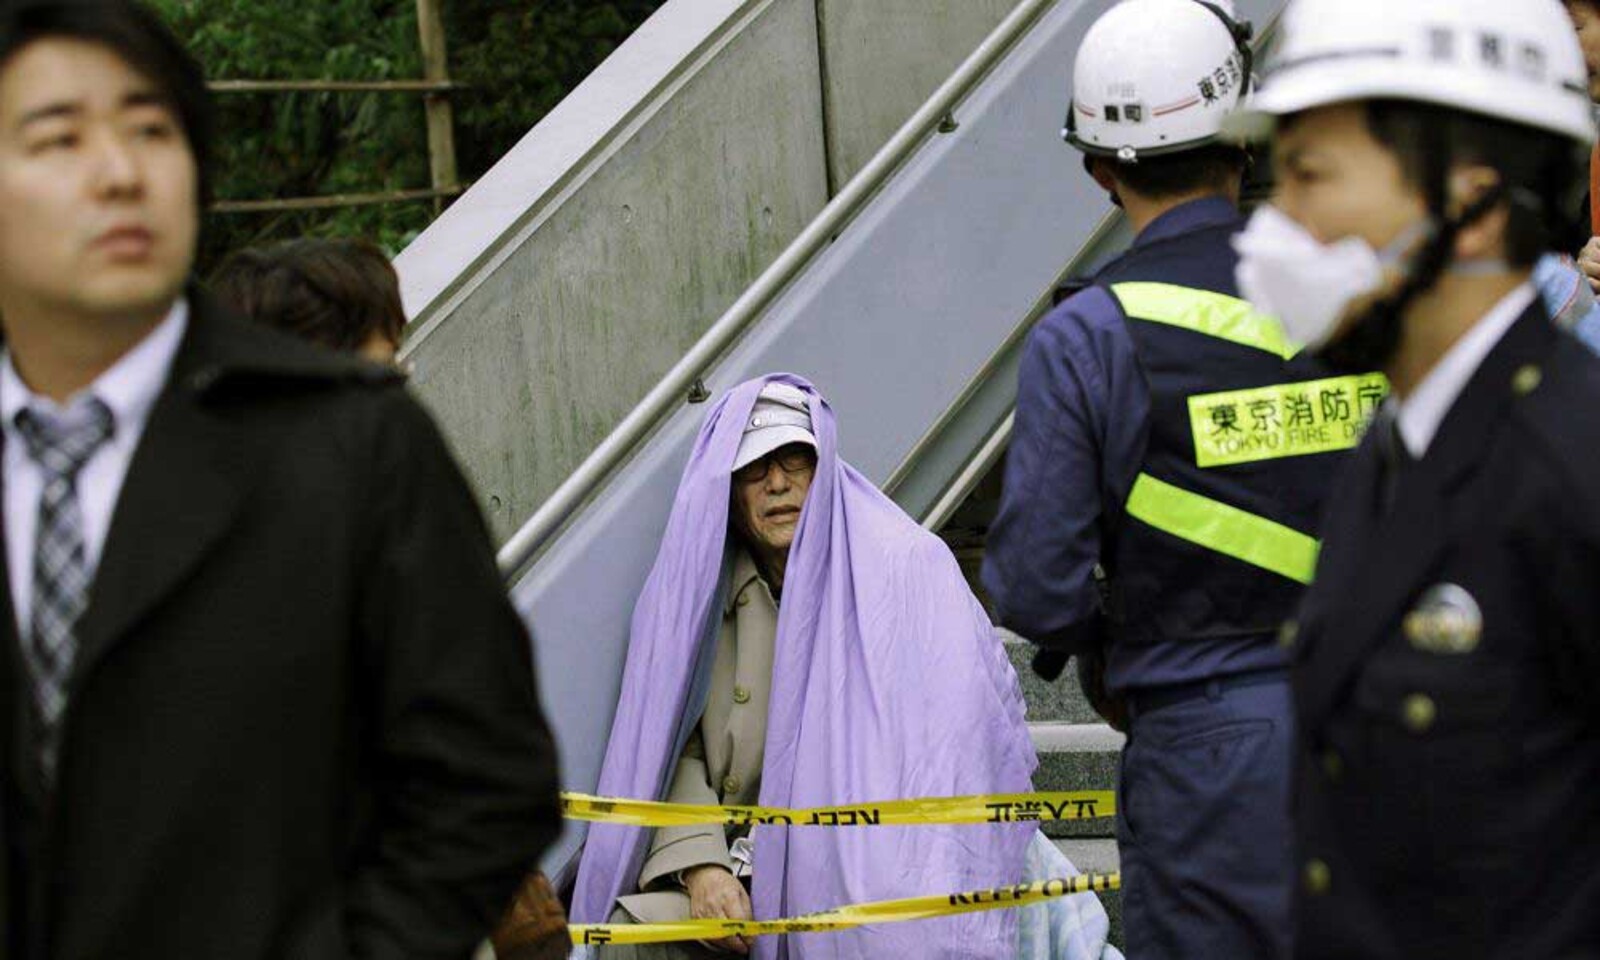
left=1579, top=238, right=1600, bottom=292
left=684, top=864, right=753, bottom=955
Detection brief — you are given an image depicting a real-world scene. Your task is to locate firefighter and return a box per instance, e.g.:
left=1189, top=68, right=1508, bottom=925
left=1227, top=0, right=1600, bottom=955
left=983, top=2, right=1369, bottom=956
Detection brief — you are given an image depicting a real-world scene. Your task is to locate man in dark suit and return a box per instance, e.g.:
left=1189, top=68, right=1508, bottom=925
left=1229, top=0, right=1600, bottom=957
left=0, top=3, right=561, bottom=958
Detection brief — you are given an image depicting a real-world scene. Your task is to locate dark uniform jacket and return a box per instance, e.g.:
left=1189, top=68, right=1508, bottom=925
left=985, top=197, right=1351, bottom=694
left=0, top=295, right=562, bottom=960
left=1291, top=300, right=1600, bottom=958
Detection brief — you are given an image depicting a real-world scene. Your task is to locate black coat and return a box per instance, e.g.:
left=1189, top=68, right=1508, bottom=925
left=0, top=296, right=561, bottom=960
left=1290, top=302, right=1600, bottom=958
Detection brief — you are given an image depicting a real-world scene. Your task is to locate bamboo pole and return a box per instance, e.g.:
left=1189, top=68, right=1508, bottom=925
left=209, top=79, right=464, bottom=94
left=210, top=186, right=464, bottom=215
left=415, top=0, right=460, bottom=215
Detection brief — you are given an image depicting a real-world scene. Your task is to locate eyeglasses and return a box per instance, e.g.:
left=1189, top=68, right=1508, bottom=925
left=733, top=447, right=817, bottom=484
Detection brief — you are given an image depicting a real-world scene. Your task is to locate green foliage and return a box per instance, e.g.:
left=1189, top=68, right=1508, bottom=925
left=146, top=1, right=662, bottom=273
left=444, top=1, right=663, bottom=182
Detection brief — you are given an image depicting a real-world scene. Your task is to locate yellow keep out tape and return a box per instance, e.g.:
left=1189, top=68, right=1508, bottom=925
left=560, top=790, right=1116, bottom=827
left=570, top=872, right=1122, bottom=946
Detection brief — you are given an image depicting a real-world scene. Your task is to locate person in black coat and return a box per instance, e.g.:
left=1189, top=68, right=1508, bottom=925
left=0, top=3, right=560, bottom=958
left=1229, top=0, right=1600, bottom=957
left=213, top=237, right=575, bottom=960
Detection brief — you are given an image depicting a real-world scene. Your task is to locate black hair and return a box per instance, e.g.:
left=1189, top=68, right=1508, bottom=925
left=1364, top=100, right=1581, bottom=268
left=211, top=238, right=407, bottom=353
left=0, top=0, right=214, bottom=204
left=1320, top=100, right=1584, bottom=370
left=1093, top=144, right=1249, bottom=203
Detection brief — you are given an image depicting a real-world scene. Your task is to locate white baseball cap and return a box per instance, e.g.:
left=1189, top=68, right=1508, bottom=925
left=732, top=383, right=816, bottom=472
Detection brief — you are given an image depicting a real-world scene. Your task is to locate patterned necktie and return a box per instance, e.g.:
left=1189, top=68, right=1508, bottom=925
left=13, top=398, right=115, bottom=787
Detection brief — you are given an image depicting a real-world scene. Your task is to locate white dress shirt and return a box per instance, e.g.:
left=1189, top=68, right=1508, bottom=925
left=1394, top=283, right=1536, bottom=458
left=1, top=300, right=188, bottom=634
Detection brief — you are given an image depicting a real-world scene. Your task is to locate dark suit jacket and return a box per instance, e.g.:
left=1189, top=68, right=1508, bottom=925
left=0, top=295, right=561, bottom=960
left=1290, top=302, right=1600, bottom=959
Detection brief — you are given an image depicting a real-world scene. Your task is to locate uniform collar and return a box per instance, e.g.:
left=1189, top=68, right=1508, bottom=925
left=1393, top=282, right=1536, bottom=458
left=724, top=547, right=773, bottom=614
left=1131, top=196, right=1241, bottom=248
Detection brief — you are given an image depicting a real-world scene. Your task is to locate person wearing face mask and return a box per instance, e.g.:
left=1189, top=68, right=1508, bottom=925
left=1227, top=0, right=1600, bottom=956
left=982, top=2, right=1374, bottom=958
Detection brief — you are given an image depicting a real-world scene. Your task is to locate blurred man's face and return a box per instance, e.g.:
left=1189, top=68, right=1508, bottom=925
left=731, top=443, right=816, bottom=557
left=0, top=39, right=198, bottom=322
left=1566, top=1, right=1600, bottom=102
left=1270, top=103, right=1426, bottom=252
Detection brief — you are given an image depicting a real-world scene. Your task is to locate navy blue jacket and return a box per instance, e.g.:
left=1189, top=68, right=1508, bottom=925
left=983, top=197, right=1347, bottom=693
left=1291, top=299, right=1600, bottom=958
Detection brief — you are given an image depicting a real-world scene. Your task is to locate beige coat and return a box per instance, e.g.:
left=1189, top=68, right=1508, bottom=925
left=616, top=551, right=777, bottom=924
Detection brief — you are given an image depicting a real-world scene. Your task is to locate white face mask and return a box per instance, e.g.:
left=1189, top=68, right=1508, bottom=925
left=1232, top=205, right=1426, bottom=351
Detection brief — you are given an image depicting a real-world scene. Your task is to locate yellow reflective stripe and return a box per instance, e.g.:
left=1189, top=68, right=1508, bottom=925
left=1188, top=373, right=1391, bottom=468
left=1110, top=281, right=1300, bottom=359
left=1125, top=473, right=1319, bottom=584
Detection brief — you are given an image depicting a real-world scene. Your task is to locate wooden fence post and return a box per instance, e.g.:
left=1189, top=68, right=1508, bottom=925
left=415, top=0, right=460, bottom=216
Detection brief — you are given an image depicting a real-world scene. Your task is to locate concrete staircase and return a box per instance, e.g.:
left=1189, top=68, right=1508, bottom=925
left=1005, top=631, right=1124, bottom=949
left=940, top=460, right=1123, bottom=947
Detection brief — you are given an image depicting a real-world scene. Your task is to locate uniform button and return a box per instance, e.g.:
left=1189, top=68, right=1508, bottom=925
left=1402, top=694, right=1437, bottom=733
left=1303, top=859, right=1332, bottom=896
left=736, top=592, right=751, bottom=608
left=722, top=775, right=742, bottom=795
left=733, top=686, right=751, bottom=705
left=1512, top=364, right=1542, bottom=396
left=1320, top=749, right=1344, bottom=783
left=1278, top=620, right=1299, bottom=650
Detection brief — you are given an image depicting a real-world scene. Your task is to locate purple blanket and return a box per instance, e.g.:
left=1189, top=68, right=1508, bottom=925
left=573, top=374, right=1037, bottom=959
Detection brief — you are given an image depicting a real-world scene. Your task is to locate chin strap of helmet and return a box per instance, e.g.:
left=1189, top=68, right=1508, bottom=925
left=1193, top=1, right=1255, bottom=100
left=1318, top=144, right=1504, bottom=372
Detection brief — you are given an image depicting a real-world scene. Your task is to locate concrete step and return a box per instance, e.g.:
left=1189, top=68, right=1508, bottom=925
left=1029, top=722, right=1121, bottom=840
left=1003, top=631, right=1103, bottom=724
left=1052, top=837, right=1122, bottom=951
left=1053, top=837, right=1120, bottom=876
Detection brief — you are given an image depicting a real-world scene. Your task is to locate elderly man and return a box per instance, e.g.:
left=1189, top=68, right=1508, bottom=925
left=610, top=387, right=811, bottom=950
left=572, top=377, right=1118, bottom=960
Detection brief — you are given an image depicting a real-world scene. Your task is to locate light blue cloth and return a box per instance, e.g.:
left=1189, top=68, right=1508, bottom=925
left=1014, top=831, right=1124, bottom=960
left=1535, top=253, right=1600, bottom=355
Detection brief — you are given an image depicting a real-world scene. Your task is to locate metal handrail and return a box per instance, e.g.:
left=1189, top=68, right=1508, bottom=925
left=882, top=207, right=1123, bottom=500
left=921, top=412, right=1015, bottom=533
left=495, top=0, right=1062, bottom=579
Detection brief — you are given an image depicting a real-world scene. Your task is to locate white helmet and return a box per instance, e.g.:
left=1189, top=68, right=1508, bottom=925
left=1064, top=0, right=1255, bottom=162
left=1233, top=0, right=1594, bottom=145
